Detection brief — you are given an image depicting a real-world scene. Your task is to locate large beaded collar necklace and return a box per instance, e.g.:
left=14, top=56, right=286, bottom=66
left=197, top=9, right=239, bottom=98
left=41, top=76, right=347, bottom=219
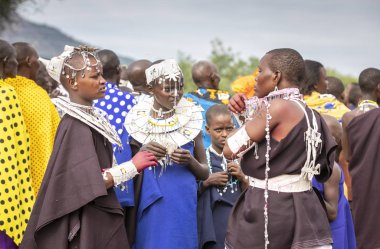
left=53, top=96, right=122, bottom=147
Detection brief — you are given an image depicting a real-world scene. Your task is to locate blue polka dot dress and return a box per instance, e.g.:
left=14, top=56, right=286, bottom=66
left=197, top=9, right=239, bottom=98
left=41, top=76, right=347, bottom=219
left=93, top=82, right=137, bottom=207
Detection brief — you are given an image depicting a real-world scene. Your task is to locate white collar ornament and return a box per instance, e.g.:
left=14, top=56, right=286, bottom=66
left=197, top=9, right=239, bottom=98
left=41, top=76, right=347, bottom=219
left=124, top=97, right=203, bottom=151
left=52, top=96, right=122, bottom=147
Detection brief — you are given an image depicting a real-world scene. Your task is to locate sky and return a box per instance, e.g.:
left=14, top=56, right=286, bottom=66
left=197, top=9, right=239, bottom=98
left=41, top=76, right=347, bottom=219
left=18, top=0, right=380, bottom=76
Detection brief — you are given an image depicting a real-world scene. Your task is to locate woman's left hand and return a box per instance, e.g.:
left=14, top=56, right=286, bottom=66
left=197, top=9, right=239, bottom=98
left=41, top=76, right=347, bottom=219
left=170, top=148, right=192, bottom=165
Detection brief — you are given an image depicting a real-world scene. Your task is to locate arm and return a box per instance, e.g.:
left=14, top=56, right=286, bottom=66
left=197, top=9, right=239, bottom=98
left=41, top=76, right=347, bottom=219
left=323, top=163, right=341, bottom=221
left=341, top=112, right=352, bottom=162
left=224, top=99, right=287, bottom=159
left=171, top=132, right=209, bottom=180
left=198, top=172, right=229, bottom=194
left=227, top=162, right=249, bottom=191
left=103, top=151, right=158, bottom=189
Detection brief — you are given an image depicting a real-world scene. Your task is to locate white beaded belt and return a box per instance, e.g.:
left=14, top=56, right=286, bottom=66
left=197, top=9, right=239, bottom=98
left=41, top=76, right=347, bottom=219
left=248, top=174, right=311, bottom=193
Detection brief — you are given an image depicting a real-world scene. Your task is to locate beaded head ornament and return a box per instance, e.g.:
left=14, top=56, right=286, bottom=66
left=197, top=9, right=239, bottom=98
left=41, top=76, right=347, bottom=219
left=145, top=59, right=184, bottom=117
left=44, top=45, right=102, bottom=85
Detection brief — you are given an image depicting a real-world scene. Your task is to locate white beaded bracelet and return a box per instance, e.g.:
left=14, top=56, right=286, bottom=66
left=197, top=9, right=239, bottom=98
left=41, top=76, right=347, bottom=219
left=227, top=125, right=251, bottom=154
left=103, top=160, right=139, bottom=187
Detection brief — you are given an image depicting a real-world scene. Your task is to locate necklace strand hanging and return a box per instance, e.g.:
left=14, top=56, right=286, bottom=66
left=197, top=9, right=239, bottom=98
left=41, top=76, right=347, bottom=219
left=206, top=147, right=239, bottom=196
left=53, top=96, right=122, bottom=147
left=358, top=99, right=379, bottom=112
left=243, top=88, right=304, bottom=249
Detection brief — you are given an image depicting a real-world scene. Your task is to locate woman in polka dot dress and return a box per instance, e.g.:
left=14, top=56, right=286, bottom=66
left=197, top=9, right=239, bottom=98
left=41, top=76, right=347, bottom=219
left=0, top=40, right=35, bottom=249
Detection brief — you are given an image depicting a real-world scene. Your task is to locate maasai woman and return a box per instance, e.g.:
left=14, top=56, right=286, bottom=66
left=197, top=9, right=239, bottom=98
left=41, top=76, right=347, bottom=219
left=19, top=45, right=157, bottom=249
left=224, top=48, right=336, bottom=249
left=125, top=59, right=209, bottom=249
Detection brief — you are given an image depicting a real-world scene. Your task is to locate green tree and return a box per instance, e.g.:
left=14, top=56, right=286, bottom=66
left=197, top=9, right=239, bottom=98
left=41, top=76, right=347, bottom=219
left=178, top=38, right=259, bottom=93
left=209, top=38, right=259, bottom=92
left=326, top=68, right=357, bottom=86
left=0, top=0, right=27, bottom=30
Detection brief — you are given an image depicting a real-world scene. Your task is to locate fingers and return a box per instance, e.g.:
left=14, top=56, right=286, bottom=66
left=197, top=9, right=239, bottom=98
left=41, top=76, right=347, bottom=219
left=170, top=149, right=191, bottom=164
left=141, top=144, right=167, bottom=158
left=228, top=93, right=247, bottom=113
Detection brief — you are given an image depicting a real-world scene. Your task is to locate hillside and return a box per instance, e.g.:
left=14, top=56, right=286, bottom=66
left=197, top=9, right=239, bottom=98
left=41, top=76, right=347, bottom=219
left=0, top=16, right=133, bottom=64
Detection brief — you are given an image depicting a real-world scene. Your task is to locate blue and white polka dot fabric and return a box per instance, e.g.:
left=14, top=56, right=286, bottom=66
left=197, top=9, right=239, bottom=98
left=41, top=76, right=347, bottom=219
left=94, top=82, right=137, bottom=207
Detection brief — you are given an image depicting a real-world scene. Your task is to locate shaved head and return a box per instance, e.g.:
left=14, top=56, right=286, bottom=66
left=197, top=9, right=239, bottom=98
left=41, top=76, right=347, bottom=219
left=191, top=60, right=220, bottom=89
left=12, top=42, right=40, bottom=80
left=0, top=39, right=18, bottom=78
left=127, top=59, right=152, bottom=88
left=0, top=39, right=15, bottom=60
left=97, top=49, right=120, bottom=82
left=358, top=68, right=380, bottom=94
left=206, top=104, right=231, bottom=126
left=12, top=42, right=38, bottom=63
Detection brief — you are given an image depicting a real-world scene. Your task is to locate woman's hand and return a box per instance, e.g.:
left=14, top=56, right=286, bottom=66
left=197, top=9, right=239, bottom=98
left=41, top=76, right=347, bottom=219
left=132, top=151, right=158, bottom=172
left=170, top=148, right=192, bottom=165
left=140, top=141, right=167, bottom=160
left=203, top=172, right=229, bottom=188
left=228, top=93, right=247, bottom=114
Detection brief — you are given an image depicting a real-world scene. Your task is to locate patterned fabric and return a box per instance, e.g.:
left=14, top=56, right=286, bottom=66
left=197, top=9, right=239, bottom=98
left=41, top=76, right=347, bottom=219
left=5, top=76, right=60, bottom=196
left=312, top=166, right=356, bottom=249
left=0, top=81, right=34, bottom=246
left=93, top=82, right=137, bottom=206
left=304, top=92, right=350, bottom=122
left=184, top=88, right=231, bottom=148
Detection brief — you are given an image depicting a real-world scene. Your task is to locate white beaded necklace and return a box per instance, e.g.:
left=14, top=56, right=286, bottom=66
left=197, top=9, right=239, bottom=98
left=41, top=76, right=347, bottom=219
left=206, top=146, right=239, bottom=196
left=53, top=96, right=122, bottom=147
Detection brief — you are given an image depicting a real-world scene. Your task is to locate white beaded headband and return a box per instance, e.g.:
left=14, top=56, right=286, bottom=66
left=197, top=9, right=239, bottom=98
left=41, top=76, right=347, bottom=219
left=145, top=59, right=183, bottom=86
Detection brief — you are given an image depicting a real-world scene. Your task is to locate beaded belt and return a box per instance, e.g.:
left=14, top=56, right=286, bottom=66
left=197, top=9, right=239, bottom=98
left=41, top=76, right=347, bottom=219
left=248, top=174, right=311, bottom=193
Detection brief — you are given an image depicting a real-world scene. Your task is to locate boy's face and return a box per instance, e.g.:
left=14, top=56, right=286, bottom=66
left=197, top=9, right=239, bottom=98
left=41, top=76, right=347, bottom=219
left=206, top=114, right=234, bottom=151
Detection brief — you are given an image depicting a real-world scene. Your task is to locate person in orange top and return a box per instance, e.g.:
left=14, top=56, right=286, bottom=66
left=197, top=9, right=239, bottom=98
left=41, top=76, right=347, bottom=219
left=5, top=42, right=60, bottom=196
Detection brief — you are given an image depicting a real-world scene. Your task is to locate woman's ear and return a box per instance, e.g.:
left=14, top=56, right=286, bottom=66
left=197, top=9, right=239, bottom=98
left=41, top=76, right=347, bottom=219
left=272, top=70, right=281, bottom=86
left=68, top=78, right=78, bottom=90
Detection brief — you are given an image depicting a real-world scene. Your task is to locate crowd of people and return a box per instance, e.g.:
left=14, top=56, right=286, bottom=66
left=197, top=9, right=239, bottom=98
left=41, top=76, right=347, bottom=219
left=0, top=38, right=379, bottom=249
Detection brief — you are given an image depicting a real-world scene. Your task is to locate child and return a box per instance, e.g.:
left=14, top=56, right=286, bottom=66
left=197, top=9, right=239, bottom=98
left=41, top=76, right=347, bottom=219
left=125, top=59, right=209, bottom=249
left=197, top=104, right=248, bottom=249
left=20, top=46, right=157, bottom=249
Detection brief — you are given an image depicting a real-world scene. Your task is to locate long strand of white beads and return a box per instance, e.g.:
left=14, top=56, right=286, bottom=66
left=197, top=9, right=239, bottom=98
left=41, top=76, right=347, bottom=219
left=264, top=101, right=271, bottom=249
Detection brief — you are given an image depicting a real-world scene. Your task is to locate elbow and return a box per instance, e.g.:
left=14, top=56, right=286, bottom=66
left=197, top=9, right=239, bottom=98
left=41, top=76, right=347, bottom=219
left=327, top=209, right=337, bottom=222
left=223, top=144, right=234, bottom=160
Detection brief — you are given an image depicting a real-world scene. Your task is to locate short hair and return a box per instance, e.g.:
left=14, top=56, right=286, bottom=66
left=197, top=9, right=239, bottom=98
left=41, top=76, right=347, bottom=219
left=348, top=83, right=362, bottom=107
left=12, top=42, right=38, bottom=64
left=265, top=48, right=305, bottom=87
left=97, top=49, right=120, bottom=80
left=326, top=76, right=345, bottom=99
left=300, top=60, right=324, bottom=95
left=205, top=104, right=232, bottom=126
left=358, top=68, right=380, bottom=94
left=126, top=59, right=152, bottom=86
left=192, top=61, right=216, bottom=85
left=0, top=39, right=15, bottom=60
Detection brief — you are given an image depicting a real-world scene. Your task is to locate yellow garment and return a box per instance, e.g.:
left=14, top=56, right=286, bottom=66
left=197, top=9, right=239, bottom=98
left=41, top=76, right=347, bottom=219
left=5, top=76, right=60, bottom=196
left=304, top=91, right=350, bottom=121
left=0, top=80, right=34, bottom=245
left=231, top=68, right=258, bottom=98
